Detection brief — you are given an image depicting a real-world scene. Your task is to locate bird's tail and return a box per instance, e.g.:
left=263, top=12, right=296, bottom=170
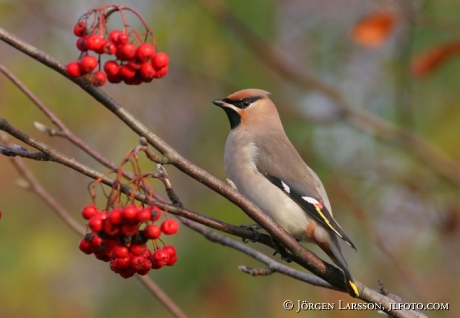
left=323, top=237, right=359, bottom=297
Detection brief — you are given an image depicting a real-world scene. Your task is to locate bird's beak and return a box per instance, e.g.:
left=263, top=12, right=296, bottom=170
left=212, top=99, right=225, bottom=107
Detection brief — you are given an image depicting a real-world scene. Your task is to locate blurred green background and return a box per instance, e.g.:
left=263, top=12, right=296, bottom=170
left=1, top=0, right=459, bottom=317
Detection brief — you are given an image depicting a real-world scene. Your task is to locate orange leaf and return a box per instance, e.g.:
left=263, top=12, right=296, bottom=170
left=352, top=11, right=397, bottom=48
left=411, top=40, right=460, bottom=77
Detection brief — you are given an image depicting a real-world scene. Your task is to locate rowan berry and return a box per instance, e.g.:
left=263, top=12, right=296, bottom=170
left=154, top=66, right=168, bottom=79
left=66, top=61, right=82, bottom=77
left=114, top=245, right=129, bottom=258
left=76, top=37, right=87, bottom=51
left=81, top=205, right=98, bottom=220
left=135, top=43, right=155, bottom=61
left=161, top=219, right=179, bottom=235
left=152, top=52, right=169, bottom=70
left=116, top=43, right=136, bottom=61
left=79, top=238, right=93, bottom=254
left=80, top=55, right=98, bottom=73
left=93, top=71, right=107, bottom=87
left=139, top=62, right=155, bottom=80
left=85, top=34, right=104, bottom=52
left=130, top=243, right=147, bottom=256
left=73, top=21, right=87, bottom=37
left=108, top=208, right=123, bottom=224
left=144, top=224, right=161, bottom=239
left=119, top=65, right=136, bottom=80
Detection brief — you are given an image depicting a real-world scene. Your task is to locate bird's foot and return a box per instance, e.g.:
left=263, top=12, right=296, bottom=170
left=271, top=237, right=293, bottom=263
left=239, top=223, right=261, bottom=243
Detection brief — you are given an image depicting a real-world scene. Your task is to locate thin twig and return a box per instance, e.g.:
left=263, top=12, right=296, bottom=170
left=183, top=217, right=340, bottom=290
left=136, top=275, right=188, bottom=318
left=1, top=134, right=85, bottom=236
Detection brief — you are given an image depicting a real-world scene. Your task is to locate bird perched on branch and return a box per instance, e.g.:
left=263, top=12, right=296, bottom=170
left=213, top=88, right=359, bottom=297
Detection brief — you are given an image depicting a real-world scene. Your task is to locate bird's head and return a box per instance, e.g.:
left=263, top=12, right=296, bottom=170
left=212, top=88, right=280, bottom=130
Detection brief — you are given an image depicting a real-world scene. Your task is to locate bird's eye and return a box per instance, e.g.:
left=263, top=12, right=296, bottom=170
left=242, top=100, right=251, bottom=107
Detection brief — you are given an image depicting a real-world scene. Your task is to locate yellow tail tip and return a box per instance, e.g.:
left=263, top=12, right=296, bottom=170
left=349, top=281, right=359, bottom=297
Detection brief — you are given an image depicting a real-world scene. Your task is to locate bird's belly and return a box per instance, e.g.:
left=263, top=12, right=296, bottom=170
left=231, top=171, right=312, bottom=240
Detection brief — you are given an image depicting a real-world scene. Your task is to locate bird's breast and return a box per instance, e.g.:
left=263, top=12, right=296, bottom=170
left=224, top=136, right=311, bottom=239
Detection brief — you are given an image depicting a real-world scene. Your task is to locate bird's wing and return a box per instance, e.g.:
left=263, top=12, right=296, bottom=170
left=255, top=136, right=356, bottom=250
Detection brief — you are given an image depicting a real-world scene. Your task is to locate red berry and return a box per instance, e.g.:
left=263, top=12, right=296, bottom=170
left=73, top=21, right=87, bottom=37
left=161, top=219, right=179, bottom=235
left=107, top=74, right=122, bottom=84
left=85, top=34, right=104, bottom=52
left=151, top=249, right=170, bottom=267
left=152, top=52, right=169, bottom=70
left=81, top=205, right=98, bottom=220
left=140, top=258, right=152, bottom=272
left=167, top=255, right=178, bottom=266
left=100, top=238, right=117, bottom=252
left=76, top=37, right=87, bottom=52
left=93, top=71, right=107, bottom=87
left=150, top=206, right=162, bottom=221
left=151, top=261, right=162, bottom=270
left=91, top=234, right=102, bottom=248
left=114, top=256, right=130, bottom=268
left=144, top=224, right=161, bottom=239
left=80, top=55, right=98, bottom=73
left=88, top=215, right=104, bottom=232
left=119, top=65, right=136, bottom=80
left=136, top=208, right=152, bottom=222
left=66, top=61, right=82, bottom=77
left=78, top=238, right=93, bottom=254
left=137, top=268, right=150, bottom=276
left=124, top=75, right=143, bottom=85
left=127, top=59, right=141, bottom=71
left=119, top=269, right=136, bottom=278
left=116, top=43, right=136, bottom=61
left=110, top=260, right=121, bottom=273
left=117, top=33, right=129, bottom=45
left=114, top=245, right=129, bottom=258
left=123, top=205, right=138, bottom=221
left=130, top=255, right=144, bottom=271
left=103, top=41, right=116, bottom=55
left=103, top=219, right=119, bottom=236
left=154, top=66, right=169, bottom=79
left=135, top=43, right=155, bottom=61
left=94, top=40, right=108, bottom=55
left=142, top=248, right=152, bottom=259
left=108, top=208, right=123, bottom=224
left=130, top=243, right=147, bottom=256
left=163, top=245, right=177, bottom=258
left=139, top=62, right=155, bottom=80
left=121, top=223, right=138, bottom=236
left=109, top=30, right=123, bottom=43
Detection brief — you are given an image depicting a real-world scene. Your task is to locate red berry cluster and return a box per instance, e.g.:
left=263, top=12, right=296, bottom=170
left=65, top=7, right=169, bottom=86
left=78, top=204, right=179, bottom=278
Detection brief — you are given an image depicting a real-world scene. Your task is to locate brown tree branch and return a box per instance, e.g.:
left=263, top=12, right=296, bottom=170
left=182, top=217, right=340, bottom=291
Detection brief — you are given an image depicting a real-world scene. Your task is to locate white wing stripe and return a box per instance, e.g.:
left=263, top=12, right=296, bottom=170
left=301, top=196, right=320, bottom=205
left=281, top=181, right=290, bottom=193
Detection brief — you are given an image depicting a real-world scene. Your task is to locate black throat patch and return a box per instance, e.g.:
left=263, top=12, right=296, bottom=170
left=222, top=96, right=261, bottom=129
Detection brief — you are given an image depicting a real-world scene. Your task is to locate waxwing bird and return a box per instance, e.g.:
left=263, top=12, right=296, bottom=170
left=213, top=88, right=359, bottom=297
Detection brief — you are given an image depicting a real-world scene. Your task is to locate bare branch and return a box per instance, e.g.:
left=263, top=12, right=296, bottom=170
left=183, top=217, right=339, bottom=291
